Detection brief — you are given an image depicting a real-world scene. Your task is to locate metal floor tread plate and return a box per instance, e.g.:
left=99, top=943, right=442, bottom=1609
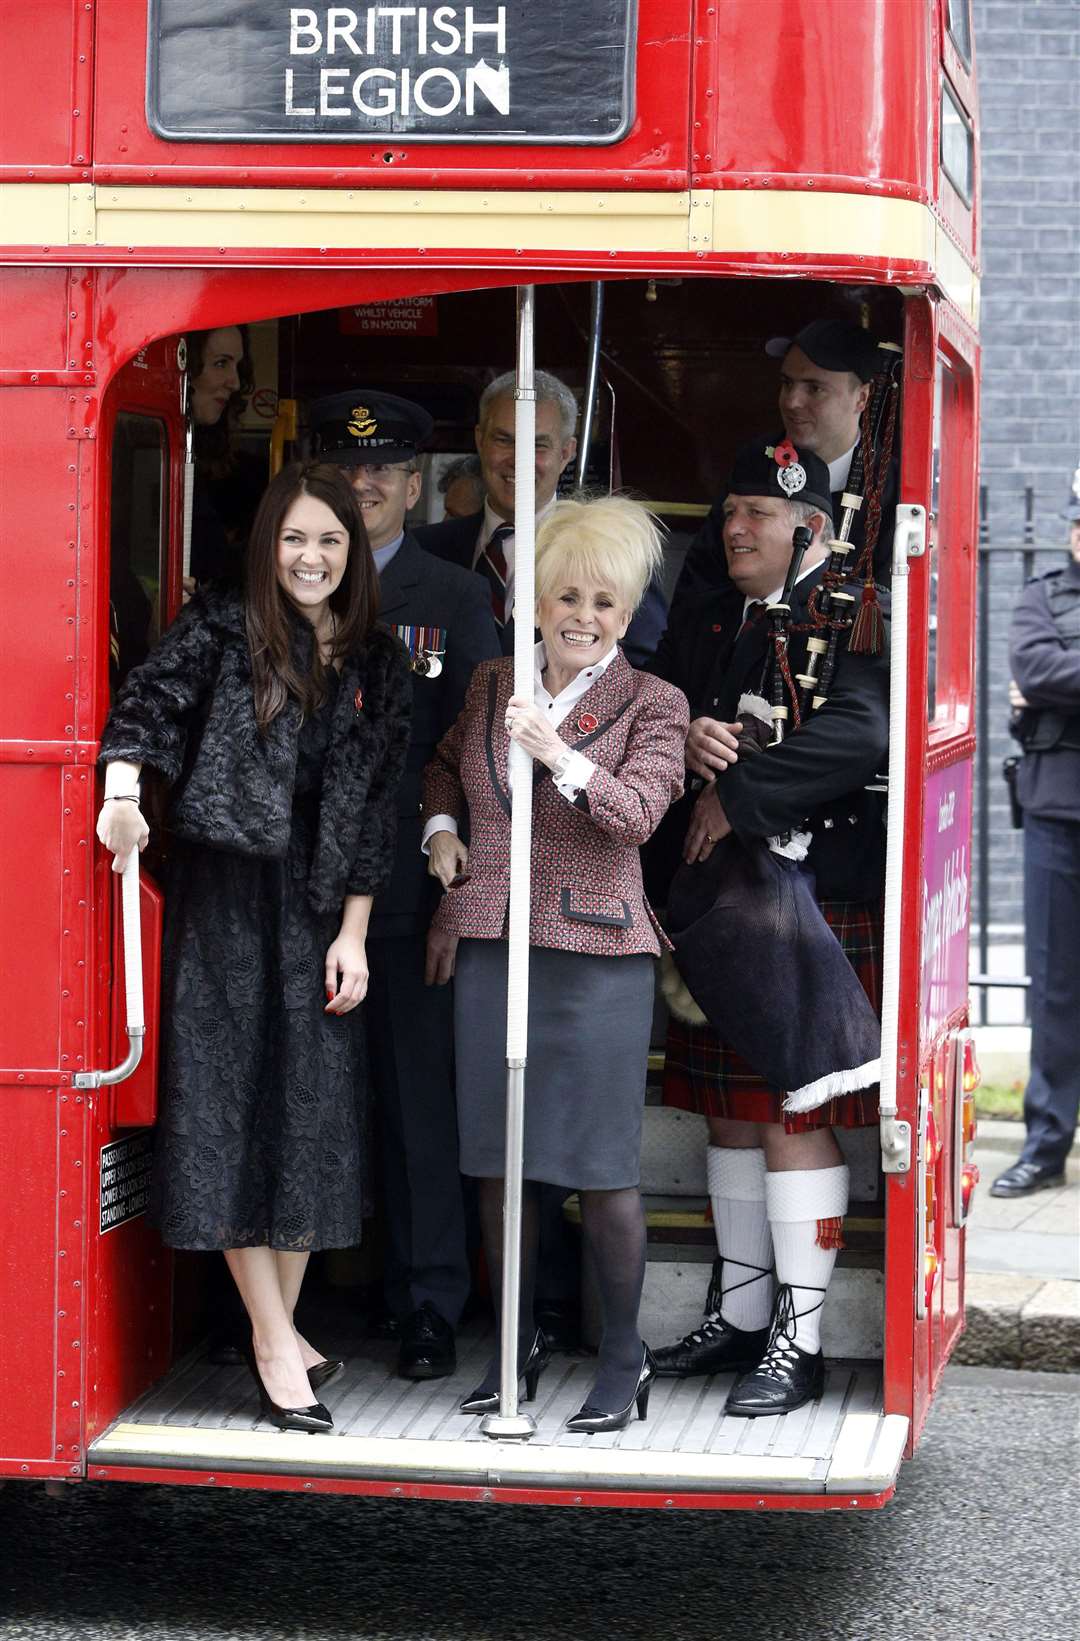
left=89, top=1325, right=907, bottom=1496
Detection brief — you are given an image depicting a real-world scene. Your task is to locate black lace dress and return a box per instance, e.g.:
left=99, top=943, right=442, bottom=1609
left=151, top=671, right=370, bottom=1251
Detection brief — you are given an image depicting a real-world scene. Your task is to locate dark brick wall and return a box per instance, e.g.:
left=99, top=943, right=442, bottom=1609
left=970, top=0, right=1079, bottom=934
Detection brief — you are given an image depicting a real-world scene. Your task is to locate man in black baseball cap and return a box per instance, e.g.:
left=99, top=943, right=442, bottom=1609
left=311, top=386, right=500, bottom=1381
left=646, top=434, right=890, bottom=1416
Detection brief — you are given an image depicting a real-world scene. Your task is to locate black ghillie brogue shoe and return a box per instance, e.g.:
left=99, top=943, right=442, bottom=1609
left=565, top=1347, right=657, bottom=1435
left=652, top=1256, right=773, bottom=1377
left=459, top=1328, right=550, bottom=1416
left=397, top=1301, right=456, bottom=1381
left=989, top=1160, right=1066, bottom=1199
left=724, top=1284, right=826, bottom=1419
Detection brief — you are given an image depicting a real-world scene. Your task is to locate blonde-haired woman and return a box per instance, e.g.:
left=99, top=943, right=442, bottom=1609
left=422, top=494, right=689, bottom=1431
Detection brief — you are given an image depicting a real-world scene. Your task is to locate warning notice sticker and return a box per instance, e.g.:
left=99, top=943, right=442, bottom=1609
left=99, top=1132, right=153, bottom=1235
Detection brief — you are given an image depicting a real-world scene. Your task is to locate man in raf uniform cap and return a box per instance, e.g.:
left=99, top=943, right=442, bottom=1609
left=671, top=319, right=899, bottom=613
left=312, top=389, right=500, bottom=1378
left=646, top=437, right=889, bottom=1417
left=991, top=480, right=1080, bottom=1199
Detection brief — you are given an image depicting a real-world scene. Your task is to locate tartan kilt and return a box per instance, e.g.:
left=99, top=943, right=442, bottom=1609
left=662, top=897, right=883, bottom=1132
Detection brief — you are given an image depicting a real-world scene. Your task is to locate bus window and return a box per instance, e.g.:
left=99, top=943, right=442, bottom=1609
left=928, top=351, right=976, bottom=734
left=110, top=412, right=167, bottom=687
left=945, top=0, right=972, bottom=67
left=941, top=79, right=974, bottom=205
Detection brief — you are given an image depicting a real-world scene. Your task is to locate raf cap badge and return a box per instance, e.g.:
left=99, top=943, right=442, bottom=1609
left=770, top=438, right=807, bottom=498
left=347, top=405, right=378, bottom=439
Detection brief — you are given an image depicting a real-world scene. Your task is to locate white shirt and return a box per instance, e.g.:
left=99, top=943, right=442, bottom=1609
left=421, top=640, right=618, bottom=852
left=474, top=496, right=558, bottom=621
left=743, top=556, right=824, bottom=622
left=828, top=443, right=857, bottom=496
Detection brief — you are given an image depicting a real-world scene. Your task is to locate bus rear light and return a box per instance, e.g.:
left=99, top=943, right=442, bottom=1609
left=961, top=1162, right=979, bottom=1218
left=962, top=1036, right=981, bottom=1095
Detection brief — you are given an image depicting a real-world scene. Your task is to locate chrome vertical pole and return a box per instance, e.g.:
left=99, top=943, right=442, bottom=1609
left=481, top=285, right=537, bottom=1441
left=574, top=282, right=604, bottom=492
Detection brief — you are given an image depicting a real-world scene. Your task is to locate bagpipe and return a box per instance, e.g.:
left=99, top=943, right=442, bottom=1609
left=661, top=346, right=902, bottom=1112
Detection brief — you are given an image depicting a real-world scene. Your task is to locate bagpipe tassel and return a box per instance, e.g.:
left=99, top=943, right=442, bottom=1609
left=815, top=1215, right=846, bottom=1251
left=848, top=579, right=885, bottom=656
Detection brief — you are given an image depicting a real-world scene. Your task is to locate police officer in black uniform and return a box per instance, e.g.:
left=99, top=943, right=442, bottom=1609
left=312, top=390, right=501, bottom=1375
left=991, top=486, right=1080, bottom=1198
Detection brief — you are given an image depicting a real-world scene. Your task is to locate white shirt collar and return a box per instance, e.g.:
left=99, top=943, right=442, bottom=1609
left=480, top=494, right=558, bottom=548
left=828, top=442, right=857, bottom=494
left=743, top=556, right=823, bottom=621
left=534, top=638, right=619, bottom=723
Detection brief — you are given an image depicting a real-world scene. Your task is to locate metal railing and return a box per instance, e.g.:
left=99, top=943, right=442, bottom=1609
left=969, top=483, right=1063, bottom=1026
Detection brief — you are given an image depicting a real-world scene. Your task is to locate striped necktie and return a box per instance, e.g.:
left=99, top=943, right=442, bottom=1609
left=478, top=522, right=513, bottom=626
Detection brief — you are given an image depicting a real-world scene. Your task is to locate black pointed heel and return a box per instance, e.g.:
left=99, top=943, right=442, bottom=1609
left=245, top=1347, right=334, bottom=1433
left=565, top=1346, right=656, bottom=1435
left=459, top=1328, right=550, bottom=1416
left=307, top=1357, right=345, bottom=1394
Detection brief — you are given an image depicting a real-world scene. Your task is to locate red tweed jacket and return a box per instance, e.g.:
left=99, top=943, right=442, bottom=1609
left=422, top=652, right=689, bottom=957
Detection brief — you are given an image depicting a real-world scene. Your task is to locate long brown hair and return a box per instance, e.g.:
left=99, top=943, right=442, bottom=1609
left=244, top=462, right=378, bottom=732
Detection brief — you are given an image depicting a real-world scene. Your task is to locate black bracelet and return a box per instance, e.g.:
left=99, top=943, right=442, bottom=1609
left=106, top=794, right=141, bottom=805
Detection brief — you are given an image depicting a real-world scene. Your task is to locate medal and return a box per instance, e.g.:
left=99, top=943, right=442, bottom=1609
left=392, top=624, right=446, bottom=679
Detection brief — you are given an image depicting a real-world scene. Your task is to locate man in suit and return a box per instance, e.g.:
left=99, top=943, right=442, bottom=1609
left=414, top=368, right=668, bottom=668
left=671, top=319, right=899, bottom=612
left=312, top=389, right=501, bottom=1379
left=647, top=439, right=890, bottom=1417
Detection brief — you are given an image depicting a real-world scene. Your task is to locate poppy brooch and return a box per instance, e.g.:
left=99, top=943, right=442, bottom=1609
left=577, top=712, right=599, bottom=734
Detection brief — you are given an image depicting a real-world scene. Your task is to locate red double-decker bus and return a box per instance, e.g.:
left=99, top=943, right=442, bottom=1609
left=0, top=0, right=981, bottom=1509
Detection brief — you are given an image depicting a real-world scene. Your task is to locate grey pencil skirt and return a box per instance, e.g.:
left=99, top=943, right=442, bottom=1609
left=454, top=937, right=655, bottom=1190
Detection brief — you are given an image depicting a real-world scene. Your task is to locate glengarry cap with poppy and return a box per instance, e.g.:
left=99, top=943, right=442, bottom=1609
left=727, top=436, right=833, bottom=515
left=310, top=389, right=434, bottom=466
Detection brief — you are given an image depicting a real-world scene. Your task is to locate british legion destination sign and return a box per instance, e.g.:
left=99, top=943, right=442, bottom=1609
left=148, top=2, right=637, bottom=145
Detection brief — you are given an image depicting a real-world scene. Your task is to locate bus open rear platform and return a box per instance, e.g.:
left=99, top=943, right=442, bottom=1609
left=89, top=1325, right=907, bottom=1502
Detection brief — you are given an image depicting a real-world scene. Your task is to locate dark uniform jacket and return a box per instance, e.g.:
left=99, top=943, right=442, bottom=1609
left=413, top=508, right=669, bottom=668
left=1010, top=559, right=1080, bottom=823
left=646, top=561, right=890, bottom=903
left=374, top=532, right=501, bottom=938
left=99, top=590, right=413, bottom=914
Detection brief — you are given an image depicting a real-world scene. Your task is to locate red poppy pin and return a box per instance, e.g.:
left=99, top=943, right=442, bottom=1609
left=353, top=688, right=364, bottom=717
left=577, top=712, right=599, bottom=734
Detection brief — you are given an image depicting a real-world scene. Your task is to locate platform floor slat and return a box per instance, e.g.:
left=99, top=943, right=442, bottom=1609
left=96, top=1323, right=888, bottom=1492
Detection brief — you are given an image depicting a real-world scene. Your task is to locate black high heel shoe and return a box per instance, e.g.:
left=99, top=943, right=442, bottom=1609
left=307, top=1357, right=345, bottom=1394
left=565, top=1346, right=656, bottom=1434
left=459, top=1328, right=550, bottom=1415
left=245, top=1347, right=334, bottom=1434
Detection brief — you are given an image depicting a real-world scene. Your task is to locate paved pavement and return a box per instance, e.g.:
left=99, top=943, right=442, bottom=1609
left=959, top=1029, right=1079, bottom=1371
left=0, top=1367, right=1076, bottom=1641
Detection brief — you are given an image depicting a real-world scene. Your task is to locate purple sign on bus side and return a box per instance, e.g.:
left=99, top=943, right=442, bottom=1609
left=920, top=761, right=972, bottom=1042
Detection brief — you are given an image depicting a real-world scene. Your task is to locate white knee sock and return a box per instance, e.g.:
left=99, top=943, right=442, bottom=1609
left=707, top=1146, right=775, bottom=1332
left=764, top=1165, right=849, bottom=1355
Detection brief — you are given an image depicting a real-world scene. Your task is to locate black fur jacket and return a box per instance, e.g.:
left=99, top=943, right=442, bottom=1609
left=99, top=590, right=412, bottom=914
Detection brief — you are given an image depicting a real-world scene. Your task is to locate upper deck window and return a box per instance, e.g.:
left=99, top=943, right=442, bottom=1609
left=940, top=81, right=973, bottom=205
left=945, top=0, right=972, bottom=67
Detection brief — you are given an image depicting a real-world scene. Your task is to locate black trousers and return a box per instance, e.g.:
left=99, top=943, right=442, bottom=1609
left=366, top=934, right=470, bottom=1326
left=1020, top=814, right=1080, bottom=1171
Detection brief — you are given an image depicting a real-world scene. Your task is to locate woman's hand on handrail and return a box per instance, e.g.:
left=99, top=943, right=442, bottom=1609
left=428, top=830, right=469, bottom=889
left=96, top=798, right=150, bottom=873
left=505, top=695, right=565, bottom=768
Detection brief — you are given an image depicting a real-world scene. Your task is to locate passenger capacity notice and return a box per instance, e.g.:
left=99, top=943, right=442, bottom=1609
left=148, top=2, right=636, bottom=145
left=99, top=1133, right=153, bottom=1235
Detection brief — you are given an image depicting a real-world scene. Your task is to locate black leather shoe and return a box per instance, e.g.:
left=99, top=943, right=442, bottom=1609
left=534, top=1300, right=581, bottom=1352
left=459, top=1329, right=550, bottom=1415
left=725, top=1285, right=826, bottom=1418
left=990, top=1160, right=1066, bottom=1198
left=652, top=1313, right=770, bottom=1378
left=565, top=1347, right=656, bottom=1434
left=307, top=1357, right=345, bottom=1394
left=245, top=1351, right=334, bottom=1434
left=397, top=1302, right=456, bottom=1381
